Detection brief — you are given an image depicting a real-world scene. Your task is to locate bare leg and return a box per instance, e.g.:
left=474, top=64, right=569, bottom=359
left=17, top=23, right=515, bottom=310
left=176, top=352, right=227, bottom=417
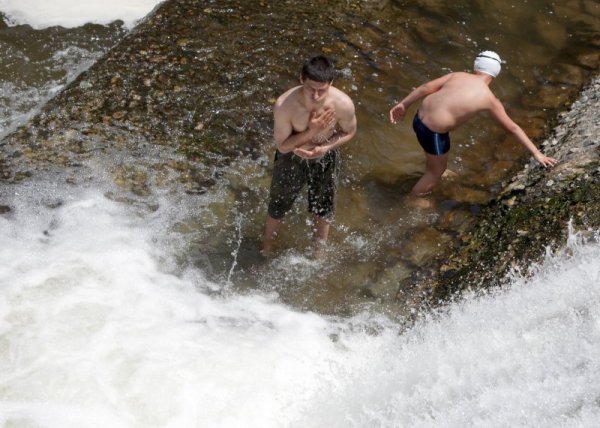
left=411, top=152, right=449, bottom=195
left=408, top=152, right=449, bottom=207
left=261, top=215, right=282, bottom=256
left=312, top=215, right=331, bottom=257
left=313, top=215, right=330, bottom=243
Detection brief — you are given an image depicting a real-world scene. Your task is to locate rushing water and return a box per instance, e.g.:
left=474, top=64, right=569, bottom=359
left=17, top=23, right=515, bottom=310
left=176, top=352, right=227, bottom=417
left=1, top=180, right=600, bottom=427
left=2, top=0, right=600, bottom=310
left=2, top=1, right=600, bottom=426
left=120, top=0, right=600, bottom=311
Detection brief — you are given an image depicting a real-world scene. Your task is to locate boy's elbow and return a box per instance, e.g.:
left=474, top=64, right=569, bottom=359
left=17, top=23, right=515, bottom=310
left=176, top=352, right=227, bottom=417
left=421, top=82, right=441, bottom=95
left=276, top=141, right=291, bottom=153
left=418, top=85, right=432, bottom=96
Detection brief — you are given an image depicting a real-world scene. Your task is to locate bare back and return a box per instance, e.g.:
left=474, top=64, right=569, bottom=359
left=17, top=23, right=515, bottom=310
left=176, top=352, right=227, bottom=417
left=419, top=72, right=495, bottom=133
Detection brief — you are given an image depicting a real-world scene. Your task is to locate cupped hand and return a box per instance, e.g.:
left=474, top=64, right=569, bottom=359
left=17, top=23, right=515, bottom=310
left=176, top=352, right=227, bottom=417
left=293, top=145, right=326, bottom=159
left=389, top=103, right=406, bottom=124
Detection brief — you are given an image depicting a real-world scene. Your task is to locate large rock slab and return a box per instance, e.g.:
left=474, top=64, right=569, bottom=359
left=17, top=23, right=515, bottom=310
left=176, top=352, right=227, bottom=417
left=0, top=0, right=381, bottom=194
left=425, top=77, right=600, bottom=303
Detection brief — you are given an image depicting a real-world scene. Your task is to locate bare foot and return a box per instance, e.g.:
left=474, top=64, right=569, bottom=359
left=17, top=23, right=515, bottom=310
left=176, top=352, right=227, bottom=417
left=309, top=239, right=329, bottom=259
left=442, top=169, right=458, bottom=180
left=260, top=242, right=275, bottom=259
left=259, top=248, right=272, bottom=259
left=405, top=194, right=434, bottom=209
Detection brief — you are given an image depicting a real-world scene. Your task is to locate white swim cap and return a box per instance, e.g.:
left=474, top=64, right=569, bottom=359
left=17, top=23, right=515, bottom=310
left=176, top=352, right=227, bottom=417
left=474, top=51, right=502, bottom=78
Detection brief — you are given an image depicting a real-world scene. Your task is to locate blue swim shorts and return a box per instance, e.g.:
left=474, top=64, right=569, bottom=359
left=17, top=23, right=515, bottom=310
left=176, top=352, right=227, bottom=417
left=412, top=113, right=451, bottom=155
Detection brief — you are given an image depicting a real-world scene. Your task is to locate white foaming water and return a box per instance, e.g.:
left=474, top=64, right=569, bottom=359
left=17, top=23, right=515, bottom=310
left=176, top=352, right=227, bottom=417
left=1, top=187, right=600, bottom=427
left=0, top=47, right=104, bottom=140
left=0, top=0, right=164, bottom=29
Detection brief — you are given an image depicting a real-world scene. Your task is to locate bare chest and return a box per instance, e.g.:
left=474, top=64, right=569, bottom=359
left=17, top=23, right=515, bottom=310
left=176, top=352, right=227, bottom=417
left=290, top=103, right=337, bottom=133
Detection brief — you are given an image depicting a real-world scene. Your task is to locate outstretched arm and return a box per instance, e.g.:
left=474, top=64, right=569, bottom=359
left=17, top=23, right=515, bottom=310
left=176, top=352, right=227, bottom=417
left=389, top=73, right=453, bottom=123
left=488, top=96, right=558, bottom=167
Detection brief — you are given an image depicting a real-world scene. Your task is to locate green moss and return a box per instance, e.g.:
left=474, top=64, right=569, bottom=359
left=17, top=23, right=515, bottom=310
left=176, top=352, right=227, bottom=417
left=433, top=178, right=600, bottom=302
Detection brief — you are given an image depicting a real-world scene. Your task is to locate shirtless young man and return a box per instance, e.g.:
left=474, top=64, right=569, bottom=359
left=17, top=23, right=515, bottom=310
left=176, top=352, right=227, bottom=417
left=389, top=51, right=558, bottom=207
left=261, top=55, right=357, bottom=256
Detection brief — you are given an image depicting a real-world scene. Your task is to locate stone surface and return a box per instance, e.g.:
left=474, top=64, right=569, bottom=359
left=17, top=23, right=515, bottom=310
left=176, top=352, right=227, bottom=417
left=422, top=76, right=600, bottom=304
left=2, top=0, right=600, bottom=316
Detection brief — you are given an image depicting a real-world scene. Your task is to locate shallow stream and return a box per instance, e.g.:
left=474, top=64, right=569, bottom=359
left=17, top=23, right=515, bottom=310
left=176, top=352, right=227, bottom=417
left=2, top=0, right=600, bottom=315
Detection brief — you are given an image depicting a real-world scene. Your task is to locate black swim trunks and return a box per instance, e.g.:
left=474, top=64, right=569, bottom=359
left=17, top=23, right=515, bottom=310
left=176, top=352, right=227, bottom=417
left=412, top=112, right=451, bottom=155
left=267, top=149, right=339, bottom=220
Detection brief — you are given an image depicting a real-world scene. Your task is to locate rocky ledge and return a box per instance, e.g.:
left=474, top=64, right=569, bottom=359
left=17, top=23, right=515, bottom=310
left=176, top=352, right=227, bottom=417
left=424, top=76, right=600, bottom=303
left=2, top=0, right=600, bottom=313
left=0, top=0, right=388, bottom=196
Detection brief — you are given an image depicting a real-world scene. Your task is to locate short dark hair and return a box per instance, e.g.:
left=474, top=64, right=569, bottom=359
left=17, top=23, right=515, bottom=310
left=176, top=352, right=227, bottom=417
left=301, top=55, right=335, bottom=83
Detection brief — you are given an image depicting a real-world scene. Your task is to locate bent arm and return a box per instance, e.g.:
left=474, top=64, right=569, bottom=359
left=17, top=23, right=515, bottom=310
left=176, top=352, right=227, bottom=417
left=488, top=97, right=558, bottom=167
left=274, top=106, right=316, bottom=153
left=321, top=111, right=357, bottom=151
left=389, top=73, right=453, bottom=123
left=294, top=103, right=357, bottom=159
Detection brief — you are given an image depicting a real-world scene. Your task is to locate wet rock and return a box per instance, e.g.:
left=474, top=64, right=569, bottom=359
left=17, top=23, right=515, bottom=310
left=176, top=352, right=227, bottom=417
left=545, top=63, right=585, bottom=86
left=1, top=0, right=600, bottom=316
left=521, top=84, right=573, bottom=109
left=577, top=52, right=600, bottom=69
left=468, top=160, right=515, bottom=187
left=535, top=14, right=568, bottom=50
left=441, top=183, right=491, bottom=205
left=336, top=185, right=375, bottom=233
left=370, top=261, right=412, bottom=299
left=426, top=75, right=600, bottom=303
left=437, top=208, right=475, bottom=233
left=403, top=227, right=451, bottom=266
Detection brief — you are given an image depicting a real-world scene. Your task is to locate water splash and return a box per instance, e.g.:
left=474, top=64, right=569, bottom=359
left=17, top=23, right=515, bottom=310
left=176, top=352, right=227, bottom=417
left=0, top=0, right=163, bottom=29
left=2, top=185, right=600, bottom=427
left=225, top=213, right=244, bottom=286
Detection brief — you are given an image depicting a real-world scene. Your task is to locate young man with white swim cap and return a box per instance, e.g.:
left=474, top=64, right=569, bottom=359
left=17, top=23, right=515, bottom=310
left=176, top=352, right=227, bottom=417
left=389, top=50, right=558, bottom=207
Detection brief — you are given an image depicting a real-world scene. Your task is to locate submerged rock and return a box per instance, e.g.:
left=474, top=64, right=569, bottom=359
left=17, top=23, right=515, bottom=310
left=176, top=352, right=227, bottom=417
left=2, top=0, right=600, bottom=317
left=0, top=0, right=400, bottom=197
